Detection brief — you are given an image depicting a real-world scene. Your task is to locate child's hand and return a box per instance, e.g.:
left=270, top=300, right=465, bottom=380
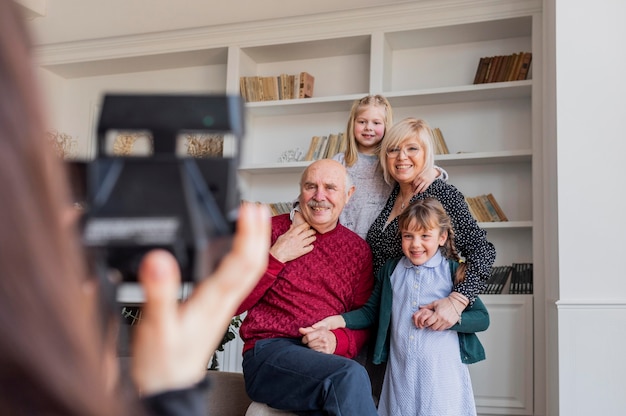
left=411, top=167, right=440, bottom=194
left=413, top=308, right=434, bottom=329
left=309, top=315, right=346, bottom=331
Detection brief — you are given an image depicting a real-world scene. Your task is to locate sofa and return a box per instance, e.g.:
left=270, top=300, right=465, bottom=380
left=205, top=371, right=296, bottom=416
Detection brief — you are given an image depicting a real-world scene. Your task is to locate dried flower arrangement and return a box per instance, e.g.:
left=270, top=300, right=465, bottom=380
left=47, top=130, right=77, bottom=159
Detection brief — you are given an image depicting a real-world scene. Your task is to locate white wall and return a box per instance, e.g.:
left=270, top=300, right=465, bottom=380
left=552, top=0, right=626, bottom=414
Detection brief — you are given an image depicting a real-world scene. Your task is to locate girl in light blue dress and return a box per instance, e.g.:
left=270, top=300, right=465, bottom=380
left=309, top=198, right=489, bottom=415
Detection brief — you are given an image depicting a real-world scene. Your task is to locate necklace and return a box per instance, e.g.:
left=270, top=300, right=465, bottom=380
left=399, top=191, right=412, bottom=209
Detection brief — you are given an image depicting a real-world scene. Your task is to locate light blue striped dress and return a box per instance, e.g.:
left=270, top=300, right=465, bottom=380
left=377, top=252, right=477, bottom=416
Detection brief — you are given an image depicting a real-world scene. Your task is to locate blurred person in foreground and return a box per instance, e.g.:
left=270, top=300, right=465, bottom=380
left=0, top=1, right=270, bottom=415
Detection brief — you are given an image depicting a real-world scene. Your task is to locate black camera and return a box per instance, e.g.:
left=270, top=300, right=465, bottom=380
left=81, top=93, right=245, bottom=283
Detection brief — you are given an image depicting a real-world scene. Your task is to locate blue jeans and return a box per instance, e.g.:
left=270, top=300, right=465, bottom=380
left=242, top=338, right=378, bottom=416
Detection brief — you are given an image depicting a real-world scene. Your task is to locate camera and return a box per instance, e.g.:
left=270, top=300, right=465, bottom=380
left=81, top=93, right=245, bottom=283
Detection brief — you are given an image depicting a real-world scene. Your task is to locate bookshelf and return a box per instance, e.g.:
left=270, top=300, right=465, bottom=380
left=35, top=1, right=544, bottom=415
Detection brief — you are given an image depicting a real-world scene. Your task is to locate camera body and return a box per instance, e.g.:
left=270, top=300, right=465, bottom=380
left=81, top=94, right=245, bottom=283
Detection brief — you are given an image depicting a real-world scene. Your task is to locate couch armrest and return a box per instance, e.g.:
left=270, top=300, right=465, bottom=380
left=205, top=371, right=252, bottom=416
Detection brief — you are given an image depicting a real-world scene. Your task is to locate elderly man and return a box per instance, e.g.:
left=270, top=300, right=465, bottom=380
left=235, top=159, right=377, bottom=415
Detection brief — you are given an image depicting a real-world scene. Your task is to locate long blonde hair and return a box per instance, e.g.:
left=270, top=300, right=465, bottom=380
left=343, top=94, right=393, bottom=167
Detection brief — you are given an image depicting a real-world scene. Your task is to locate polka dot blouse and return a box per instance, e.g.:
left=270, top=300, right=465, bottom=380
left=366, top=180, right=496, bottom=303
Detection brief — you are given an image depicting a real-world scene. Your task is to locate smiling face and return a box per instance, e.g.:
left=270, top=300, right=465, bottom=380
left=385, top=140, right=427, bottom=185
left=298, top=159, right=354, bottom=234
left=378, top=118, right=435, bottom=185
left=353, top=105, right=387, bottom=154
left=400, top=224, right=447, bottom=266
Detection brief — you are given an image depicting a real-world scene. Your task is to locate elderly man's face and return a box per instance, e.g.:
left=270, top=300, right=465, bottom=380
left=299, top=159, right=353, bottom=234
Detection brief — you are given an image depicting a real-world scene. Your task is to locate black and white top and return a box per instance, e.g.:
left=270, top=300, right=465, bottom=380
left=366, top=180, right=496, bottom=303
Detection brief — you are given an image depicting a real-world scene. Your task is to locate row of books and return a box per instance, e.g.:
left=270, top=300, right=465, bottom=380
left=266, top=201, right=293, bottom=216
left=304, top=126, right=447, bottom=161
left=239, top=71, right=315, bottom=102
left=303, top=133, right=346, bottom=161
left=473, top=52, right=532, bottom=84
left=465, top=193, right=508, bottom=222
left=432, top=127, right=450, bottom=155
left=484, top=262, right=533, bottom=294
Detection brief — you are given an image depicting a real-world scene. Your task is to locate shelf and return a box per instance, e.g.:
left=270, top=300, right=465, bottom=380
left=240, top=36, right=370, bottom=63
left=244, top=94, right=364, bottom=117
left=384, top=17, right=532, bottom=50
left=238, top=150, right=531, bottom=173
left=385, top=81, right=531, bottom=107
left=243, top=81, right=531, bottom=119
left=238, top=161, right=310, bottom=174
left=435, top=149, right=532, bottom=166
left=478, top=220, right=532, bottom=229
left=42, top=47, right=229, bottom=78
left=37, top=5, right=542, bottom=414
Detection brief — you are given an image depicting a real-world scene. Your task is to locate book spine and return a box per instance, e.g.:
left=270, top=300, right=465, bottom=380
left=517, top=52, right=533, bottom=80
left=298, top=72, right=315, bottom=98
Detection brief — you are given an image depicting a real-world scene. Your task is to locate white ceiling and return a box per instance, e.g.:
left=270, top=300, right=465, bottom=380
left=24, top=0, right=416, bottom=45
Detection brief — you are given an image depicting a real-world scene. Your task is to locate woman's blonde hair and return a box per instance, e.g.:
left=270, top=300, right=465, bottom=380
left=378, top=117, right=435, bottom=185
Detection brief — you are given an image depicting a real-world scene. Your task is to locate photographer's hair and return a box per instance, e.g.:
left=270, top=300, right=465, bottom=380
left=379, top=117, right=435, bottom=185
left=343, top=94, right=393, bottom=167
left=397, top=198, right=467, bottom=284
left=0, top=1, right=135, bottom=415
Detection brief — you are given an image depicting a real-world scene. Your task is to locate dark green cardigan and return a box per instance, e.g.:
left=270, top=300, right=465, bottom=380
left=342, top=257, right=489, bottom=364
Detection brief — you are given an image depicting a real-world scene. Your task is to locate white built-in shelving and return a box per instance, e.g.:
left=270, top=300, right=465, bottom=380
left=35, top=2, right=544, bottom=414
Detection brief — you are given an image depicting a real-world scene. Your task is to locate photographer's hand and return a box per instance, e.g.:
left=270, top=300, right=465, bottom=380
left=131, top=202, right=270, bottom=395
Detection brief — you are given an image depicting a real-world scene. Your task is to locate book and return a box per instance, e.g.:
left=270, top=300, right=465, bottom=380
left=473, top=57, right=488, bottom=84
left=486, top=193, right=508, bottom=221
left=261, top=76, right=279, bottom=101
left=469, top=195, right=490, bottom=222
left=494, top=54, right=511, bottom=82
left=298, top=72, right=315, bottom=98
left=516, top=52, right=533, bottom=80
left=324, top=133, right=340, bottom=159
left=243, top=76, right=262, bottom=102
left=486, top=55, right=503, bottom=83
left=268, top=202, right=293, bottom=216
left=432, top=127, right=450, bottom=154
left=496, top=265, right=512, bottom=294
left=485, top=267, right=500, bottom=294
left=287, top=74, right=295, bottom=99
left=509, top=263, right=533, bottom=294
left=479, top=194, right=501, bottom=222
left=465, top=196, right=481, bottom=222
left=304, top=135, right=321, bottom=161
left=507, top=52, right=524, bottom=82
left=239, top=77, right=248, bottom=101
left=336, top=132, right=347, bottom=154
left=292, top=73, right=300, bottom=99
left=485, top=266, right=511, bottom=294
left=278, top=73, right=289, bottom=100
left=312, top=135, right=328, bottom=160
left=477, top=56, right=493, bottom=84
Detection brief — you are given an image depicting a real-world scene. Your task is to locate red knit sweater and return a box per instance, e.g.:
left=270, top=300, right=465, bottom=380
left=236, top=214, right=374, bottom=358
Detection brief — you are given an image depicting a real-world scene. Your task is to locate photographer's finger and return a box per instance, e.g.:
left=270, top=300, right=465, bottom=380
left=195, top=203, right=270, bottom=307
left=223, top=203, right=270, bottom=289
left=138, top=249, right=181, bottom=323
